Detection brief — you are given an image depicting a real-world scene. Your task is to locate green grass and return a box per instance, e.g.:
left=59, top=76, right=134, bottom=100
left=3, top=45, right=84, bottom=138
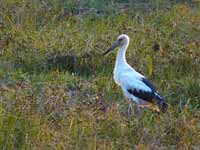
left=0, top=0, right=200, bottom=149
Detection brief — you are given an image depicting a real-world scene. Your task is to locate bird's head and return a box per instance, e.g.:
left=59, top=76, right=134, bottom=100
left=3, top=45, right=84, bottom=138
left=103, top=34, right=130, bottom=55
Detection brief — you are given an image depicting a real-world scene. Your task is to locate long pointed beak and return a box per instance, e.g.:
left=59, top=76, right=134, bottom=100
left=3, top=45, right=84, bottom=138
left=103, top=41, right=119, bottom=56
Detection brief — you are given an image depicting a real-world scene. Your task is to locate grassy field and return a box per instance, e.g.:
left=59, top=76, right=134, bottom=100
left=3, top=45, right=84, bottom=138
left=0, top=0, right=200, bottom=149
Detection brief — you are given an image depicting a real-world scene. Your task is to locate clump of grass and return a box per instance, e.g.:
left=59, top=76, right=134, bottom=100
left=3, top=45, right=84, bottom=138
left=0, top=0, right=200, bottom=149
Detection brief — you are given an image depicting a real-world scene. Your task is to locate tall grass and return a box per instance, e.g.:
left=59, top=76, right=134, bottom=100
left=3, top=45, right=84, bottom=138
left=0, top=0, right=200, bottom=149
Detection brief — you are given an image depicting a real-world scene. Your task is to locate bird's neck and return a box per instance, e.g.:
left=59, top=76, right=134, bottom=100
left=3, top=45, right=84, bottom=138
left=115, top=43, right=128, bottom=68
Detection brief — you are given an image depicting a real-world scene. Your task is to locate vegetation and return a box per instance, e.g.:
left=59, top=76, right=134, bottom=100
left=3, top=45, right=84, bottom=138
left=0, top=0, right=200, bottom=149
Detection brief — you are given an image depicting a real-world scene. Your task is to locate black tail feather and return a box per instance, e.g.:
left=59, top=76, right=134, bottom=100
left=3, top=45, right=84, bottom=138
left=154, top=93, right=168, bottom=113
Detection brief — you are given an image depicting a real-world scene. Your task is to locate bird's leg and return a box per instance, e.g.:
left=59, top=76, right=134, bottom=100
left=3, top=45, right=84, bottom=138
left=127, top=102, right=133, bottom=116
left=135, top=104, right=142, bottom=117
left=126, top=99, right=143, bottom=117
left=124, top=97, right=133, bottom=116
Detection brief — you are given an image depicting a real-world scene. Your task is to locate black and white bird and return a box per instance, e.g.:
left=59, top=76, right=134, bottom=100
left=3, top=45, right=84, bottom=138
left=103, top=34, right=167, bottom=113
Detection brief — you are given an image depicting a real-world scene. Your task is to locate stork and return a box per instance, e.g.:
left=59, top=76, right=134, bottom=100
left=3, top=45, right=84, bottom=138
left=103, top=34, right=167, bottom=114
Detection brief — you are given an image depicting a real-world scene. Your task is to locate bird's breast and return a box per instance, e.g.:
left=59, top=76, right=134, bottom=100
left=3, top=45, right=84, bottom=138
left=113, top=71, right=121, bottom=85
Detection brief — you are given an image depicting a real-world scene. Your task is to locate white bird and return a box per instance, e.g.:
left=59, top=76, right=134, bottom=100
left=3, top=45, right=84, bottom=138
left=103, top=34, right=167, bottom=113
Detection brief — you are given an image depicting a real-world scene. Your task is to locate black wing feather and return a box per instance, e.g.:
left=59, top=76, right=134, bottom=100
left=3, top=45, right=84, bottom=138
left=127, top=89, right=155, bottom=103
left=127, top=77, right=168, bottom=112
left=127, top=77, right=156, bottom=103
left=141, top=78, right=155, bottom=92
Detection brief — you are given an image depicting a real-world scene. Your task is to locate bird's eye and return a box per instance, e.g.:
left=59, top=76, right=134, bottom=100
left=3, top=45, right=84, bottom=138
left=118, top=38, right=123, bottom=42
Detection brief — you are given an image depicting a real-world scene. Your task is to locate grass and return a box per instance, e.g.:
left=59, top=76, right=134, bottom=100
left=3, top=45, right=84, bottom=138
left=0, top=0, right=200, bottom=149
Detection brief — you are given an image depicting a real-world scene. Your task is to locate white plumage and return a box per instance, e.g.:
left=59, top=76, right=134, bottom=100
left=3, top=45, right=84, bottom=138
left=103, top=34, right=167, bottom=113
